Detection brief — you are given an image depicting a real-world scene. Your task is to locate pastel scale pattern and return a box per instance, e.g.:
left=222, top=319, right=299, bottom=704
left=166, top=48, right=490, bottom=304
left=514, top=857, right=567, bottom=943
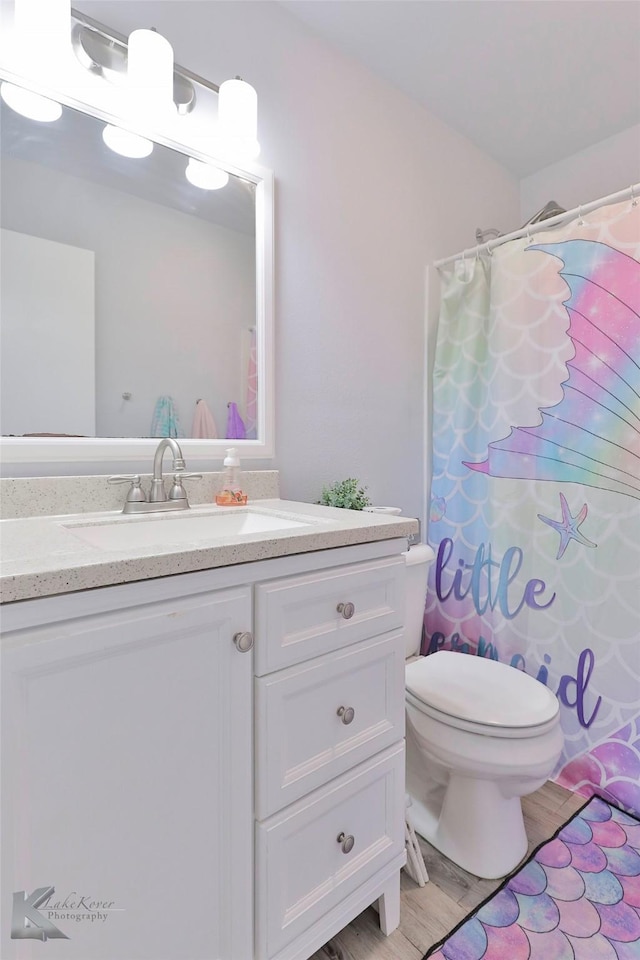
left=425, top=796, right=640, bottom=960
left=427, top=199, right=640, bottom=810
left=465, top=240, right=640, bottom=498
left=557, top=718, right=640, bottom=815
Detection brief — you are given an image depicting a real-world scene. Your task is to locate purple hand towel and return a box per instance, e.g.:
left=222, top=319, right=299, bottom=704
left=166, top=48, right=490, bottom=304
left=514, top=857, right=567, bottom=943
left=226, top=401, right=246, bottom=440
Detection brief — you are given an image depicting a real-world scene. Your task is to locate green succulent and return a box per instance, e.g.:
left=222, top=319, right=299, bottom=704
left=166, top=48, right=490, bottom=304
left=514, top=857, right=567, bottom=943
left=318, top=478, right=371, bottom=511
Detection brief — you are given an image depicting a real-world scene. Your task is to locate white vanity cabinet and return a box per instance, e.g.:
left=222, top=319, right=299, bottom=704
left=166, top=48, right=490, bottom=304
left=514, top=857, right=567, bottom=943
left=1, top=539, right=408, bottom=960
left=253, top=555, right=407, bottom=960
left=1, top=581, right=254, bottom=960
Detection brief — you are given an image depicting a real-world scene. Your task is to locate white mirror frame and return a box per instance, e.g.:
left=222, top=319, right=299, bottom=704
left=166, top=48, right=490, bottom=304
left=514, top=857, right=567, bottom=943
left=0, top=40, right=274, bottom=465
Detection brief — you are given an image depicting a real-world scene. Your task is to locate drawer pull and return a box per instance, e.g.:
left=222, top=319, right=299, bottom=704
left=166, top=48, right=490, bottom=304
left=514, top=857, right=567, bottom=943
left=233, top=631, right=254, bottom=653
left=336, top=601, right=355, bottom=620
left=336, top=832, right=355, bottom=854
left=336, top=705, right=355, bottom=725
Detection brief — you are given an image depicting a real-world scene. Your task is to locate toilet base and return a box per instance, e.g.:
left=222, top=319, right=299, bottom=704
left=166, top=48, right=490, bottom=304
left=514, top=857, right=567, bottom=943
left=408, top=775, right=529, bottom=880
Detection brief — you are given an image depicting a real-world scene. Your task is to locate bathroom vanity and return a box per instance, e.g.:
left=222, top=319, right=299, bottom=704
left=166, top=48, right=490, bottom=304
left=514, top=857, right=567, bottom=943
left=0, top=7, right=416, bottom=955
left=0, top=480, right=416, bottom=960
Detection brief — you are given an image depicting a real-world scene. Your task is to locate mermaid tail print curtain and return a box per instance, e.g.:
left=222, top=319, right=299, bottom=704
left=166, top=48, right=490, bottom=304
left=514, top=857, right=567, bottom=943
left=426, top=196, right=640, bottom=813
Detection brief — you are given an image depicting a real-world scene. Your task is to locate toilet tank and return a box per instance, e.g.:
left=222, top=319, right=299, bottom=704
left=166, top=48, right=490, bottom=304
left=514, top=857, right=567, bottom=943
left=403, top=544, right=435, bottom=658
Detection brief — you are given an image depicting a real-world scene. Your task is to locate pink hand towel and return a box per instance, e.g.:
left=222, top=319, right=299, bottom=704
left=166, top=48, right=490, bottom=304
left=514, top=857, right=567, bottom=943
left=191, top=399, right=218, bottom=439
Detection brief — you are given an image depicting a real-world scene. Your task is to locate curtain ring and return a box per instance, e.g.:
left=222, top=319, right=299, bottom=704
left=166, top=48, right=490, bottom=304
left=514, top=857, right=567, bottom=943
left=526, top=225, right=534, bottom=245
left=577, top=205, right=585, bottom=226
left=631, top=185, right=638, bottom=207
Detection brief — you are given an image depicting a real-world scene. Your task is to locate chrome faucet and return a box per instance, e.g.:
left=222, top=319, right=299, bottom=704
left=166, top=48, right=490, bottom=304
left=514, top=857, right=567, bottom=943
left=150, top=437, right=186, bottom=502
left=109, top=438, right=202, bottom=514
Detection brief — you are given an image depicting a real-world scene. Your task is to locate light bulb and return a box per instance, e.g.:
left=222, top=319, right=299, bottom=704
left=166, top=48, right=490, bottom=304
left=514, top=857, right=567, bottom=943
left=102, top=124, right=153, bottom=159
left=218, top=78, right=257, bottom=138
left=185, top=159, right=229, bottom=190
left=15, top=0, right=70, bottom=39
left=127, top=28, right=175, bottom=122
left=14, top=0, right=71, bottom=67
left=217, top=78, right=260, bottom=161
left=0, top=82, right=62, bottom=122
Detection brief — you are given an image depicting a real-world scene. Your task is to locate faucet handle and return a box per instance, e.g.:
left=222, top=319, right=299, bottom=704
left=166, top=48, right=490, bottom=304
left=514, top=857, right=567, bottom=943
left=168, top=473, right=203, bottom=501
left=108, top=474, right=147, bottom=503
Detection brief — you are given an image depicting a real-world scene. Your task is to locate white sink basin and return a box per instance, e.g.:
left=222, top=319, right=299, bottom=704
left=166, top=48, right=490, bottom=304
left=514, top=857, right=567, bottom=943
left=62, top=507, right=320, bottom=552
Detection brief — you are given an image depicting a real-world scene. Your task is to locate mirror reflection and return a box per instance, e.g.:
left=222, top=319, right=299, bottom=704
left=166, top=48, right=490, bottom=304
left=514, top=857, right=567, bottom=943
left=0, top=92, right=257, bottom=442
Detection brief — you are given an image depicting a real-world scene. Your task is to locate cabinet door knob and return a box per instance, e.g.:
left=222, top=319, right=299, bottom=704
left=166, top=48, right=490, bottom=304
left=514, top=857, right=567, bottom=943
left=233, top=631, right=254, bottom=653
left=336, top=601, right=355, bottom=620
left=336, top=832, right=355, bottom=854
left=337, top=705, right=355, bottom=725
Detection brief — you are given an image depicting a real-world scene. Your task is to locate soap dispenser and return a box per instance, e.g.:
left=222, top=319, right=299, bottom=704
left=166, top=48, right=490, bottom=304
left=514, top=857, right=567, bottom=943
left=215, top=448, right=248, bottom=506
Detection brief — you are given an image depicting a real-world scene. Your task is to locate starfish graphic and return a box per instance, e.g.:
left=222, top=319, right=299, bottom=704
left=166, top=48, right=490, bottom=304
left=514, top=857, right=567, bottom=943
left=538, top=493, right=598, bottom=560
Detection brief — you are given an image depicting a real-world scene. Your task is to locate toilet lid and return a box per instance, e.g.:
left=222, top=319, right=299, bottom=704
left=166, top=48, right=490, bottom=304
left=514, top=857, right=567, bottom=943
left=406, top=651, right=559, bottom=728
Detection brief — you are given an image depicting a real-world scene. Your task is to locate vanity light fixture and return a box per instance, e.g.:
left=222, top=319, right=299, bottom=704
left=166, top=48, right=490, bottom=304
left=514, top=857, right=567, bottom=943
left=70, top=11, right=261, bottom=162
left=185, top=158, right=230, bottom=190
left=0, top=81, right=62, bottom=121
left=1, top=5, right=261, bottom=164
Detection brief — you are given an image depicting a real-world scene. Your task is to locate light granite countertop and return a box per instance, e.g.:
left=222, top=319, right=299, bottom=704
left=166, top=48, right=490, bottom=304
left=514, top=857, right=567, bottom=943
left=0, top=499, right=419, bottom=603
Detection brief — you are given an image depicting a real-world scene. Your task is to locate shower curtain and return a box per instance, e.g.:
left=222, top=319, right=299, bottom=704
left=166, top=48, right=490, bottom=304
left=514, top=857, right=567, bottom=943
left=425, top=195, right=640, bottom=813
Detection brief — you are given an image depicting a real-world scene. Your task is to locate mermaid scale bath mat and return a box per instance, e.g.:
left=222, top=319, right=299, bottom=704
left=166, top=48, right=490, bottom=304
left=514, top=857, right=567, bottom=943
left=424, top=795, right=640, bottom=960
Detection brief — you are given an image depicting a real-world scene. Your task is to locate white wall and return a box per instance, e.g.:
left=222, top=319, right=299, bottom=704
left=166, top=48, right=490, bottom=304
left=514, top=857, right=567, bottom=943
left=1, top=156, right=255, bottom=439
left=520, top=124, right=640, bottom=224
left=6, top=1, right=521, bottom=528
left=1, top=229, right=95, bottom=436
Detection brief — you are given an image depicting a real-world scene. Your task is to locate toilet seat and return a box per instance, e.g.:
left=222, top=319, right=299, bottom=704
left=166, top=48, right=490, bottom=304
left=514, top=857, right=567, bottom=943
left=406, top=651, right=559, bottom=738
left=406, top=689, right=559, bottom=738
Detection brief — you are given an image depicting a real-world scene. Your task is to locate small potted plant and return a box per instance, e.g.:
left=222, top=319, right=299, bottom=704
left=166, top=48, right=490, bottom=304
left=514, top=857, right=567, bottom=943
left=318, top=478, right=372, bottom=511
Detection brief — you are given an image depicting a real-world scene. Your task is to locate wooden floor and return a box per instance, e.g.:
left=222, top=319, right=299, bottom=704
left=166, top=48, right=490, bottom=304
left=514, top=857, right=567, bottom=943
left=311, top=781, right=585, bottom=960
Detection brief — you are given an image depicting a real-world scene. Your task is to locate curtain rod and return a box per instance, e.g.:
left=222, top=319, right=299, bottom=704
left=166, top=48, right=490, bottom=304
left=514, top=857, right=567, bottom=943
left=434, top=182, right=639, bottom=269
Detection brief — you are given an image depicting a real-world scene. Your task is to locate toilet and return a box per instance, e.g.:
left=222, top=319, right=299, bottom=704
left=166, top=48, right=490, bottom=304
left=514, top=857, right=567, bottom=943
left=403, top=545, right=563, bottom=880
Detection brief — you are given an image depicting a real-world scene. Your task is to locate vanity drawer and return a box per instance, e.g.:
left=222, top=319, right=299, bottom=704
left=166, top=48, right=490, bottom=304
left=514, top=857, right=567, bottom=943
left=254, top=556, right=404, bottom=675
left=255, top=742, right=405, bottom=960
left=255, top=632, right=405, bottom=819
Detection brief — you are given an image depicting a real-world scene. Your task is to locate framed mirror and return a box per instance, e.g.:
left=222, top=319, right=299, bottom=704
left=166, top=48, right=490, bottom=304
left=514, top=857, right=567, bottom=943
left=0, top=21, right=274, bottom=466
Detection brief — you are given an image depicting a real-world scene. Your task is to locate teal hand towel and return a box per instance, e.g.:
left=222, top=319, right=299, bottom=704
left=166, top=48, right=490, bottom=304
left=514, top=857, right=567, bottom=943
left=150, top=396, right=183, bottom=438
